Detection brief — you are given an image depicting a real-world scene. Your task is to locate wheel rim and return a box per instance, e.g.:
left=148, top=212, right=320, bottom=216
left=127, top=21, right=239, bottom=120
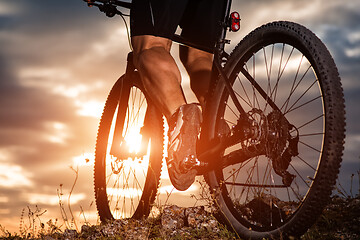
left=218, top=42, right=325, bottom=231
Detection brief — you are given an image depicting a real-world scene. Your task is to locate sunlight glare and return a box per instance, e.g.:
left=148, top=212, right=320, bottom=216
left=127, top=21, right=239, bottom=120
left=107, top=187, right=142, bottom=198
left=76, top=100, right=104, bottom=118
left=72, top=152, right=94, bottom=166
left=124, top=126, right=143, bottom=154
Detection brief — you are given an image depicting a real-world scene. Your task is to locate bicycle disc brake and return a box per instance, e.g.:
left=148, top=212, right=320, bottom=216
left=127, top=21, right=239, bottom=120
left=240, top=108, right=266, bottom=154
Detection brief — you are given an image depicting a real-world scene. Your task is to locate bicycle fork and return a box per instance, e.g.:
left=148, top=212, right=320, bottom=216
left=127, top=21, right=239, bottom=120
left=109, top=53, right=151, bottom=160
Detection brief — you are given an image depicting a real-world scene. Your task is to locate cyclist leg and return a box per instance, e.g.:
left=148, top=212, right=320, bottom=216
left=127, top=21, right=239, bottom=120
left=179, top=45, right=213, bottom=109
left=178, top=0, right=225, bottom=109
left=132, top=35, right=201, bottom=191
left=131, top=0, right=204, bottom=191
left=132, top=35, right=185, bottom=119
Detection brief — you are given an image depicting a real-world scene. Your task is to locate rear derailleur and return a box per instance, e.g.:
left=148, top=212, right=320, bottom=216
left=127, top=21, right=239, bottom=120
left=264, top=110, right=299, bottom=187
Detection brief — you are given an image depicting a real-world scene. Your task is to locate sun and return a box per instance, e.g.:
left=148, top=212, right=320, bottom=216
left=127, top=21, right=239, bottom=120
left=124, top=126, right=143, bottom=154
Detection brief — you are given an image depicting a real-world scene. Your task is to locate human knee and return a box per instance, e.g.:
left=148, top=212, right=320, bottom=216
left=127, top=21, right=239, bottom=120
left=133, top=47, right=157, bottom=69
left=132, top=36, right=172, bottom=68
left=135, top=47, right=173, bottom=73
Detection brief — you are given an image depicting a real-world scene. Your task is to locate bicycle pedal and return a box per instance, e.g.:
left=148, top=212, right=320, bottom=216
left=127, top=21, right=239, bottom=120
left=179, top=155, right=199, bottom=173
left=180, top=155, right=209, bottom=175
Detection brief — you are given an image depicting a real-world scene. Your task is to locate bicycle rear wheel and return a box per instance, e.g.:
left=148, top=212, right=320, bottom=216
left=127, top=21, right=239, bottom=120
left=205, top=21, right=345, bottom=239
left=94, top=72, right=163, bottom=221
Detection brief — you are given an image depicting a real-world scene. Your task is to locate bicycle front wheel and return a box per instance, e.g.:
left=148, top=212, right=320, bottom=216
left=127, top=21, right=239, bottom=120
left=205, top=21, right=345, bottom=239
left=94, top=72, right=163, bottom=221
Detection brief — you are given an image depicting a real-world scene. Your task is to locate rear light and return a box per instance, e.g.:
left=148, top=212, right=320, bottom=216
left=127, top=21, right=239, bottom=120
left=230, top=12, right=240, bottom=32
left=85, top=0, right=95, bottom=7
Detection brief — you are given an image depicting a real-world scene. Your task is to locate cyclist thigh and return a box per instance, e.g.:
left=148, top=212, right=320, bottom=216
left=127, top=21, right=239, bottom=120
left=130, top=0, right=225, bottom=50
left=130, top=0, right=189, bottom=39
left=180, top=0, right=226, bottom=50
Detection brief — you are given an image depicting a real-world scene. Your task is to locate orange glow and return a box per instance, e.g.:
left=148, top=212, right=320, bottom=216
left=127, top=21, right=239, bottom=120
left=72, top=152, right=94, bottom=166
left=124, top=126, right=143, bottom=154
left=106, top=187, right=142, bottom=198
left=76, top=100, right=104, bottom=118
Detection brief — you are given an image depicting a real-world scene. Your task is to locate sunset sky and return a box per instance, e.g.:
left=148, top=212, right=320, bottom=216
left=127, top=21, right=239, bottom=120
left=1, top=0, right=359, bottom=234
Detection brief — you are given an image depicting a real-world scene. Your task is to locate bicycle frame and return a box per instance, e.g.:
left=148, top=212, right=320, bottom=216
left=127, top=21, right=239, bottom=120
left=83, top=0, right=255, bottom=111
left=84, top=0, right=279, bottom=170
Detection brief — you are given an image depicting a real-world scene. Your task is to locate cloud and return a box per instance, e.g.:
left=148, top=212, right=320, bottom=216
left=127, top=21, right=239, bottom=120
left=0, top=1, right=23, bottom=16
left=0, top=149, right=33, bottom=188
left=26, top=192, right=86, bottom=206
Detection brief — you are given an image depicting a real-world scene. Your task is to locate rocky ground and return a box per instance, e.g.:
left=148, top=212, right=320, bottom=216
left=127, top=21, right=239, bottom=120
left=301, top=195, right=360, bottom=240
left=1, top=196, right=359, bottom=239
left=46, top=205, right=236, bottom=240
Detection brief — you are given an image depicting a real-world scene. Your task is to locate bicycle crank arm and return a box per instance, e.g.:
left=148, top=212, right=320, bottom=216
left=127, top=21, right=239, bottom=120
left=221, top=144, right=264, bottom=168
left=196, top=135, right=264, bottom=174
left=194, top=137, right=227, bottom=174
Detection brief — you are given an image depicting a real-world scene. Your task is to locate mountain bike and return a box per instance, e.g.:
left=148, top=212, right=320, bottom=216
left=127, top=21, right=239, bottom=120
left=84, top=0, right=346, bottom=239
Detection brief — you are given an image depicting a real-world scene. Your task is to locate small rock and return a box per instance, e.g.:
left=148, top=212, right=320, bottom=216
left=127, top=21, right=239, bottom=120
left=161, top=205, right=186, bottom=231
left=64, top=229, right=78, bottom=239
left=185, top=206, right=206, bottom=228
left=80, top=224, right=91, bottom=233
left=43, top=236, right=56, bottom=240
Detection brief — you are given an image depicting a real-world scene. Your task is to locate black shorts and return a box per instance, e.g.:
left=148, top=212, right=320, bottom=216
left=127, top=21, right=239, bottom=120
left=130, top=0, right=226, bottom=51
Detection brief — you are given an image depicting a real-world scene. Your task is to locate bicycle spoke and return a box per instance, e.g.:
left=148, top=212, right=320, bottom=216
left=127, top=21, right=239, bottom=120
left=132, top=95, right=146, bottom=124
left=225, top=101, right=240, bottom=120
left=263, top=47, right=272, bottom=104
left=235, top=68, right=253, bottom=108
left=299, top=132, right=324, bottom=137
left=295, top=154, right=317, bottom=172
left=289, top=184, right=303, bottom=202
left=284, top=77, right=318, bottom=115
left=278, top=46, right=295, bottom=80
left=224, top=118, right=236, bottom=127
left=234, top=86, right=253, bottom=109
left=266, top=45, right=295, bottom=113
left=296, top=114, right=324, bottom=130
left=285, top=95, right=322, bottom=115
left=289, top=163, right=311, bottom=189
left=278, top=44, right=285, bottom=82
left=299, top=140, right=321, bottom=153
left=260, top=159, right=272, bottom=195
left=224, top=160, right=248, bottom=183
left=270, top=45, right=290, bottom=105
left=281, top=55, right=305, bottom=112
